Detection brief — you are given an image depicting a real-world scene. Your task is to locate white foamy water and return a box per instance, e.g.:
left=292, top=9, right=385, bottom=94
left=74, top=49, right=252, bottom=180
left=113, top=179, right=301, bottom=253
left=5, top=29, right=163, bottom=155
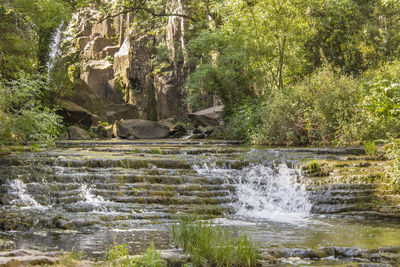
left=47, top=22, right=64, bottom=71
left=233, top=164, right=312, bottom=223
left=78, top=184, right=109, bottom=212
left=8, top=179, right=43, bottom=209
left=194, top=163, right=312, bottom=224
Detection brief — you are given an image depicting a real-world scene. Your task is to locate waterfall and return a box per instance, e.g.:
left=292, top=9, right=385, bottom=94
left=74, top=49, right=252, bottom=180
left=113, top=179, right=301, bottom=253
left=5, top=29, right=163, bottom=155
left=233, top=164, right=312, bottom=222
left=194, top=163, right=312, bottom=223
left=47, top=22, right=64, bottom=72
left=7, top=179, right=43, bottom=209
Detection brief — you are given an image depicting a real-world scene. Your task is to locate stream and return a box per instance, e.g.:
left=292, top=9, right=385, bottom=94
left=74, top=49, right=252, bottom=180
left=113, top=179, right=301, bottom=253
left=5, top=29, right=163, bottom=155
left=1, top=140, right=399, bottom=265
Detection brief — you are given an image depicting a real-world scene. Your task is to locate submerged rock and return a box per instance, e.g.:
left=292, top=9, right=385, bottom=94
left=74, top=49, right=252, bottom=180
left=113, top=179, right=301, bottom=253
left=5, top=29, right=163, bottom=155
left=113, top=119, right=170, bottom=139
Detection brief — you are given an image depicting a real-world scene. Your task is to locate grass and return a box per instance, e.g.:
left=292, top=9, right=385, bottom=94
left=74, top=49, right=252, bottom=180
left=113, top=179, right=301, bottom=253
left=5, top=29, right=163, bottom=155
left=171, top=216, right=260, bottom=267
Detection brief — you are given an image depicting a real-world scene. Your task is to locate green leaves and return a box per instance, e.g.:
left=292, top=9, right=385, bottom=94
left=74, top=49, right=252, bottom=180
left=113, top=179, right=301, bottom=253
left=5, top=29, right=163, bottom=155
left=0, top=72, right=63, bottom=145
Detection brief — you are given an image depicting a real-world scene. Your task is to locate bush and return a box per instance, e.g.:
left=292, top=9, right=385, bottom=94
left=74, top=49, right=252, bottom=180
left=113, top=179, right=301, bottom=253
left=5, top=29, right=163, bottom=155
left=363, top=60, right=400, bottom=139
left=0, top=72, right=63, bottom=146
left=386, top=140, right=400, bottom=190
left=172, top=216, right=259, bottom=267
left=226, top=66, right=369, bottom=146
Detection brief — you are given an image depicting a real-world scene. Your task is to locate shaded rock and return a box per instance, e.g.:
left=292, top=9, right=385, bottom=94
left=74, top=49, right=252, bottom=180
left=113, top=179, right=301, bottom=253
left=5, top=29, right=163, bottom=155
left=59, top=100, right=103, bottom=128
left=192, top=128, right=202, bottom=134
left=106, top=103, right=139, bottom=123
left=113, top=119, right=170, bottom=139
left=59, top=79, right=111, bottom=127
left=91, top=125, right=113, bottom=139
left=189, top=133, right=205, bottom=139
left=159, top=117, right=187, bottom=138
left=59, top=126, right=90, bottom=140
left=154, top=72, right=187, bottom=120
left=0, top=249, right=60, bottom=266
left=188, top=105, right=224, bottom=127
left=170, top=125, right=187, bottom=138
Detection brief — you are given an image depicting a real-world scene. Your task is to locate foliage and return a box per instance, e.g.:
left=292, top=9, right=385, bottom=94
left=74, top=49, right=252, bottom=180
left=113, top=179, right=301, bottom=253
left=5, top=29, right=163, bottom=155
left=0, top=72, right=63, bottom=146
left=363, top=140, right=376, bottom=156
left=363, top=61, right=400, bottom=136
left=1, top=0, right=74, bottom=73
left=106, top=242, right=166, bottom=267
left=172, top=216, right=259, bottom=267
left=386, top=140, right=400, bottom=190
left=226, top=66, right=368, bottom=145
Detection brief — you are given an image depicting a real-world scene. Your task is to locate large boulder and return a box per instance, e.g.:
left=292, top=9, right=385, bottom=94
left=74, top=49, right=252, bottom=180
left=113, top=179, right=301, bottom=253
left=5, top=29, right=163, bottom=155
left=188, top=105, right=224, bottom=127
left=113, top=119, right=170, bottom=139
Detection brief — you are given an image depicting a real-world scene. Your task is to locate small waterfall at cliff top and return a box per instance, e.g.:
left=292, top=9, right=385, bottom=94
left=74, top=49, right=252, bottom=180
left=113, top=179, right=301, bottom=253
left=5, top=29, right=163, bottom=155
left=47, top=22, right=64, bottom=71
left=194, top=163, right=312, bottom=224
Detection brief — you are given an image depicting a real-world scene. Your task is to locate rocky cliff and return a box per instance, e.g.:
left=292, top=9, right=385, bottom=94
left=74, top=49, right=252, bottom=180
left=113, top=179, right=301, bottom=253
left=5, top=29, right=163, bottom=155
left=58, top=1, right=189, bottom=129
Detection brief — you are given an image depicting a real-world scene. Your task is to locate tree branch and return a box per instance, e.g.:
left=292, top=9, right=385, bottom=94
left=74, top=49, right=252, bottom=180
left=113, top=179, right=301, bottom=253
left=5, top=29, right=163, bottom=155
left=100, top=6, right=193, bottom=22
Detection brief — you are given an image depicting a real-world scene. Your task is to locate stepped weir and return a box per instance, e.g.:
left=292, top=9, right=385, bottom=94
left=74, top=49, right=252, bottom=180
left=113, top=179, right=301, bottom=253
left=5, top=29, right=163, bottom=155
left=1, top=140, right=400, bottom=264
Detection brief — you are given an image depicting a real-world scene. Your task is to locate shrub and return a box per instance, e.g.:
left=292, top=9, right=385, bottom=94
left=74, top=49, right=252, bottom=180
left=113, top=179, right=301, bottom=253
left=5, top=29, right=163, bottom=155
left=0, top=72, right=63, bottom=146
left=226, top=66, right=369, bottom=146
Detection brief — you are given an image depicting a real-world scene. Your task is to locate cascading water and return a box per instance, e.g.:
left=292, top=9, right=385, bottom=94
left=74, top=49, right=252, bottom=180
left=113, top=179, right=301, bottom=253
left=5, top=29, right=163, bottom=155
left=193, top=162, right=312, bottom=223
left=78, top=184, right=110, bottom=212
left=47, top=22, right=64, bottom=72
left=7, top=179, right=43, bottom=209
left=233, top=164, right=311, bottom=222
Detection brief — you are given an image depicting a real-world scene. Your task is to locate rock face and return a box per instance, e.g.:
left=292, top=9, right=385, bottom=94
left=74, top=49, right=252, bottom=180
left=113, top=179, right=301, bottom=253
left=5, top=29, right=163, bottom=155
left=0, top=250, right=60, bottom=266
left=188, top=105, right=224, bottom=127
left=113, top=119, right=170, bottom=139
left=58, top=4, right=190, bottom=128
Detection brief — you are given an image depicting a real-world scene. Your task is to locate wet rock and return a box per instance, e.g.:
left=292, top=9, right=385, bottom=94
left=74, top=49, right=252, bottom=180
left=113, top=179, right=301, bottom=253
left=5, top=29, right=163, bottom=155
left=0, top=249, right=60, bottom=266
left=59, top=126, right=90, bottom=140
left=188, top=105, right=224, bottom=127
left=113, top=119, right=170, bottom=139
